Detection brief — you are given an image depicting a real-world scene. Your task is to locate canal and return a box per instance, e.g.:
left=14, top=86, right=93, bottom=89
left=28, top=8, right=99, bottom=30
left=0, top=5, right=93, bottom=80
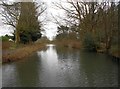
left=2, top=44, right=118, bottom=87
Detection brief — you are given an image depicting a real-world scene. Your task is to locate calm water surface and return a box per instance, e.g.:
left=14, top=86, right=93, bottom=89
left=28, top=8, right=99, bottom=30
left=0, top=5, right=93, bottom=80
left=2, top=44, right=118, bottom=87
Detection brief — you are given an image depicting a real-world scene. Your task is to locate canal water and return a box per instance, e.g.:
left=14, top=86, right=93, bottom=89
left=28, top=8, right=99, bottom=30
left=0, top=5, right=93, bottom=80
left=2, top=44, right=118, bottom=87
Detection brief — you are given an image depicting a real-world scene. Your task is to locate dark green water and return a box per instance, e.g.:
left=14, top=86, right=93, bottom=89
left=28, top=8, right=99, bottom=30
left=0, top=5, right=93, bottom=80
left=2, top=44, right=118, bottom=87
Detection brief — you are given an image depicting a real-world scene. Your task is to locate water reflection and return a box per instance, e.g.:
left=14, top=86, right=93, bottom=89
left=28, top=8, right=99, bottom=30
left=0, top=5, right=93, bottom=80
left=0, top=65, right=2, bottom=88
left=2, top=44, right=118, bottom=87
left=15, top=53, right=40, bottom=87
left=2, top=53, right=40, bottom=87
left=2, top=63, right=19, bottom=87
left=37, top=45, right=59, bottom=86
left=79, top=52, right=118, bottom=87
left=56, top=47, right=84, bottom=86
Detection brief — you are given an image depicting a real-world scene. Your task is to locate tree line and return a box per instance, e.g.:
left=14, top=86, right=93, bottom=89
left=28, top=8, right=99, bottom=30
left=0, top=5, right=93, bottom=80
left=55, top=0, right=119, bottom=53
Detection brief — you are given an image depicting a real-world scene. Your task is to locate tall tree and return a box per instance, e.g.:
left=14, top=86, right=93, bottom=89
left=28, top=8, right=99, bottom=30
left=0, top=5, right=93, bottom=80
left=17, top=2, right=41, bottom=43
left=1, top=1, right=46, bottom=43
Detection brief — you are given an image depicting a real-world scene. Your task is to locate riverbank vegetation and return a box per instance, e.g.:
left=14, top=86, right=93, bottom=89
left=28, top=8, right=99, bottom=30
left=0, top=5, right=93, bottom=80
left=1, top=34, right=54, bottom=63
left=53, top=1, right=120, bottom=59
left=1, top=35, right=50, bottom=63
left=2, top=41, right=46, bottom=63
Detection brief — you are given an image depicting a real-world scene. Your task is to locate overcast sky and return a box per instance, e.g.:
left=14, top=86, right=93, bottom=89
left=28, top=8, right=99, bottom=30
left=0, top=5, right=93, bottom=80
left=39, top=0, right=66, bottom=40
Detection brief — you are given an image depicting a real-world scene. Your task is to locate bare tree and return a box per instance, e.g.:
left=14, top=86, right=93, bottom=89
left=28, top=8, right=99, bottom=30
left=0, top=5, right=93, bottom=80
left=53, top=0, right=119, bottom=52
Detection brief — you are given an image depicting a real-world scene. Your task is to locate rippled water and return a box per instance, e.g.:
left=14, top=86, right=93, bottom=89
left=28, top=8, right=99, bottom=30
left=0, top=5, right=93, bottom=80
left=0, top=65, right=2, bottom=88
left=2, top=44, right=118, bottom=87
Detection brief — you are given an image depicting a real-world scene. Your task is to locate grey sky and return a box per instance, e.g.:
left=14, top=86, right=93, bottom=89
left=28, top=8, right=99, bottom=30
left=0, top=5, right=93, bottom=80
left=39, top=0, right=65, bottom=40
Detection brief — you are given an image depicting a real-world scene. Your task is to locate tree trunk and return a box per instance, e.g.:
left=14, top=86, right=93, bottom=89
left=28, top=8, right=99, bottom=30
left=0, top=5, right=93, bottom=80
left=15, top=30, right=20, bottom=44
left=106, top=36, right=112, bottom=53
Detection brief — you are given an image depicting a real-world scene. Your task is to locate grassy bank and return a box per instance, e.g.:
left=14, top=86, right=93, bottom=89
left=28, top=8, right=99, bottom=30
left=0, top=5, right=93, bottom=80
left=109, top=45, right=120, bottom=59
left=53, top=39, right=81, bottom=49
left=53, top=39, right=120, bottom=60
left=2, top=39, right=119, bottom=63
left=2, top=41, right=46, bottom=63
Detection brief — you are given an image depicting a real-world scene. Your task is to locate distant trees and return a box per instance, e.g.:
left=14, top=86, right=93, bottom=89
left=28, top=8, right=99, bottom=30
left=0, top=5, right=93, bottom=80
left=1, top=1, right=46, bottom=44
left=56, top=25, right=79, bottom=40
left=56, top=25, right=69, bottom=40
left=54, top=1, right=119, bottom=52
left=35, top=36, right=50, bottom=44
